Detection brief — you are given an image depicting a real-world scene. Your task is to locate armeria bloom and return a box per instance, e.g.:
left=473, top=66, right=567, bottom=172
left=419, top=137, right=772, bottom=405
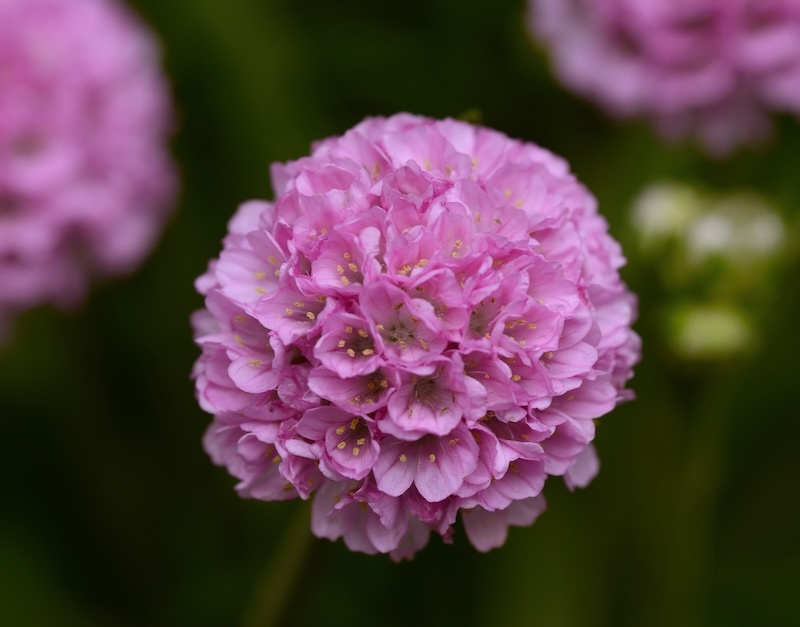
left=0, top=0, right=176, bottom=336
left=528, top=0, right=800, bottom=153
left=193, top=113, right=640, bottom=559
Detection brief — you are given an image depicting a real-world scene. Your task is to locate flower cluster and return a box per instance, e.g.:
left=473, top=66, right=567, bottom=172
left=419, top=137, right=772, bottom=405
left=193, top=113, right=639, bottom=559
left=631, top=182, right=786, bottom=362
left=0, top=0, right=176, bottom=336
left=528, top=0, right=800, bottom=153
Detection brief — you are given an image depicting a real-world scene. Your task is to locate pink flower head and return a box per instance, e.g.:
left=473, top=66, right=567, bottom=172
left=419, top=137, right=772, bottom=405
left=528, top=0, right=800, bottom=153
left=0, top=0, right=176, bottom=336
left=193, top=113, right=640, bottom=559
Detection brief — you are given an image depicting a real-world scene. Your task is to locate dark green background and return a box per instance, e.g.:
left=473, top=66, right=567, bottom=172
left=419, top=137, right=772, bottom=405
left=2, top=1, right=799, bottom=625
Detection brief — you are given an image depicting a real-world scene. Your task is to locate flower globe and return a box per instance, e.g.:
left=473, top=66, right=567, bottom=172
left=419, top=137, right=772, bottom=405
left=193, top=113, right=640, bottom=559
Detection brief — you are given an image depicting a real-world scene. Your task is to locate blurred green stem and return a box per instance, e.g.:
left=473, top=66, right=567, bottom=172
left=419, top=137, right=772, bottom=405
left=658, top=369, right=737, bottom=627
left=241, top=501, right=315, bottom=627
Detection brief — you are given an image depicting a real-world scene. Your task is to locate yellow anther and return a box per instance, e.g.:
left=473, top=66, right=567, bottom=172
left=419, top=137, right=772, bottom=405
left=454, top=239, right=463, bottom=249
left=293, top=301, right=304, bottom=308
left=416, top=258, right=429, bottom=267
left=306, top=311, right=316, bottom=320
left=393, top=302, right=403, bottom=310
left=351, top=396, right=361, bottom=405
left=343, top=252, right=352, bottom=260
left=285, top=308, right=294, bottom=316
left=345, top=326, right=353, bottom=333
left=357, top=329, right=368, bottom=338
left=256, top=287, right=267, bottom=294
left=254, top=271, right=266, bottom=279
left=337, top=442, right=346, bottom=450
left=248, top=360, right=261, bottom=366
left=347, top=348, right=356, bottom=357
left=348, top=262, right=358, bottom=273
left=272, top=455, right=281, bottom=464
left=512, top=374, right=522, bottom=382
left=268, top=255, right=279, bottom=264
left=320, top=228, right=328, bottom=235
left=337, top=265, right=345, bottom=275
left=379, top=379, right=388, bottom=388
left=356, top=437, right=366, bottom=446
left=338, top=339, right=346, bottom=348
left=451, top=251, right=460, bottom=258
left=399, top=454, right=407, bottom=463
left=399, top=264, right=411, bottom=275
left=340, top=276, right=351, bottom=285
left=352, top=447, right=360, bottom=456
left=350, top=418, right=359, bottom=430
left=235, top=315, right=247, bottom=322
left=449, top=438, right=459, bottom=445
left=234, top=334, right=244, bottom=346
left=376, top=324, right=385, bottom=330
left=362, top=348, right=374, bottom=356
left=336, top=425, right=346, bottom=435
left=545, top=351, right=554, bottom=359
left=528, top=323, right=537, bottom=330
left=428, top=454, right=436, bottom=462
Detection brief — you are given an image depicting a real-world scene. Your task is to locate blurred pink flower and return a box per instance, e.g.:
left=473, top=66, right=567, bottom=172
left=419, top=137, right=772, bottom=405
left=0, top=0, right=176, bottom=335
left=193, top=113, right=640, bottom=559
left=528, top=0, right=800, bottom=153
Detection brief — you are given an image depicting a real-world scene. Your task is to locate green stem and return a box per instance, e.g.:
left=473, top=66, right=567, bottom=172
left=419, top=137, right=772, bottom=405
left=240, top=501, right=315, bottom=627
left=657, top=368, right=737, bottom=627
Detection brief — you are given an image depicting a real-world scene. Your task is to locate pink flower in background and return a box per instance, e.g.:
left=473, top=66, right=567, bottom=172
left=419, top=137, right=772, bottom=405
left=0, top=0, right=176, bottom=336
left=193, top=113, right=640, bottom=559
left=528, top=0, right=800, bottom=153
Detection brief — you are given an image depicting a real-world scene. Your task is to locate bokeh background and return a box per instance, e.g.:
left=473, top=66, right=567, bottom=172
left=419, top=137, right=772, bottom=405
left=2, top=1, right=799, bottom=626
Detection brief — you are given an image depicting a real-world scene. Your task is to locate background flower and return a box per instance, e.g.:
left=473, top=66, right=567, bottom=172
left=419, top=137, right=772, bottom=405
left=0, top=0, right=176, bottom=337
left=528, top=0, right=800, bottom=153
left=193, top=113, right=640, bottom=559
